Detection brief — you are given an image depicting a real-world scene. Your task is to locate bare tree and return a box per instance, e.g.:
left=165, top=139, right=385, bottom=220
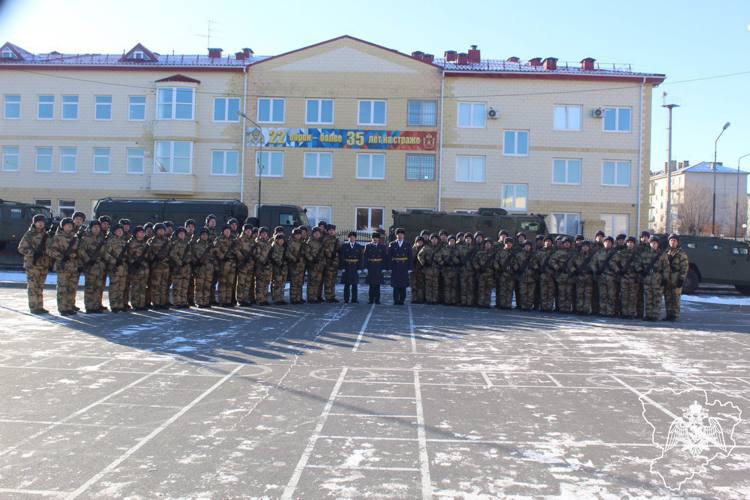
left=674, top=186, right=713, bottom=235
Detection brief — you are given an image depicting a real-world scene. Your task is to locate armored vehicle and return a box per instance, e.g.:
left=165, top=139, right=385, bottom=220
left=0, top=200, right=52, bottom=251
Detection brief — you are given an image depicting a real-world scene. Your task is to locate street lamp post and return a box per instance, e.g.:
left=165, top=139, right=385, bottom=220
left=736, top=153, right=750, bottom=240
left=662, top=98, right=680, bottom=234
left=238, top=111, right=264, bottom=213
left=711, top=122, right=731, bottom=236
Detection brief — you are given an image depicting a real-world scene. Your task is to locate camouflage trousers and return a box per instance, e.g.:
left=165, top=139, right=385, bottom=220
left=575, top=276, right=594, bottom=314
left=211, top=267, right=220, bottom=304
left=497, top=274, right=515, bottom=309
left=410, top=266, right=425, bottom=303
left=324, top=263, right=338, bottom=300
left=597, top=276, right=617, bottom=317
left=254, top=264, right=272, bottom=304
left=123, top=274, right=131, bottom=307
left=476, top=270, right=495, bottom=307
left=423, top=267, right=440, bottom=304
left=186, top=275, right=194, bottom=305
left=83, top=266, right=106, bottom=311
left=130, top=267, right=149, bottom=309
left=288, top=262, right=306, bottom=302
left=458, top=267, right=476, bottom=306
left=442, top=267, right=459, bottom=305
left=56, top=272, right=78, bottom=313
left=643, top=279, right=663, bottom=319
left=171, top=266, right=192, bottom=307
left=306, top=265, right=324, bottom=301
left=539, top=274, right=556, bottom=312
left=518, top=279, right=536, bottom=310
left=149, top=265, right=171, bottom=307
left=194, top=264, right=214, bottom=307
left=236, top=263, right=256, bottom=304
left=25, top=264, right=48, bottom=311
left=591, top=282, right=600, bottom=314
left=272, top=266, right=288, bottom=302
left=218, top=263, right=237, bottom=305
left=108, top=264, right=128, bottom=310
left=636, top=283, right=644, bottom=318
left=664, top=283, right=682, bottom=319
left=556, top=277, right=573, bottom=312
left=619, top=278, right=638, bottom=317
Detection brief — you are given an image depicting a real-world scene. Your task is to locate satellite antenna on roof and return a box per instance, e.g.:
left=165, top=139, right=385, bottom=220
left=196, top=20, right=223, bottom=50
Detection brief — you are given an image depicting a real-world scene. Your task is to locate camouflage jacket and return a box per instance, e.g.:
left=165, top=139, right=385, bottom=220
left=286, top=237, right=305, bottom=267
left=252, top=238, right=273, bottom=270
left=191, top=239, right=215, bottom=270
left=104, top=233, right=129, bottom=271
left=549, top=248, right=574, bottom=279
left=47, top=230, right=79, bottom=273
left=78, top=231, right=109, bottom=273
left=270, top=242, right=287, bottom=269
left=514, top=249, right=537, bottom=281
left=18, top=226, right=51, bottom=269
left=417, top=244, right=440, bottom=269
left=667, top=247, right=689, bottom=284
left=169, top=238, right=194, bottom=276
left=472, top=249, right=496, bottom=276
left=569, top=250, right=596, bottom=279
left=611, top=247, right=639, bottom=280
left=303, top=236, right=326, bottom=269
left=532, top=247, right=557, bottom=277
left=634, top=248, right=669, bottom=285
left=236, top=234, right=257, bottom=270
left=213, top=234, right=239, bottom=265
left=322, top=234, right=340, bottom=267
left=434, top=245, right=461, bottom=270
left=590, top=247, right=618, bottom=279
left=456, top=243, right=478, bottom=271
left=493, top=247, right=515, bottom=276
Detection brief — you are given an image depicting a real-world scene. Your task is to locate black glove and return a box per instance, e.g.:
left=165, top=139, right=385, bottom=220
left=676, top=279, right=684, bottom=288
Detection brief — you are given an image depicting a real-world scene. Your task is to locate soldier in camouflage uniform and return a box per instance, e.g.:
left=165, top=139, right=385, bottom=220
left=322, top=224, right=340, bottom=303
left=47, top=218, right=80, bottom=316
left=435, top=234, right=460, bottom=305
left=252, top=227, right=273, bottom=306
left=104, top=224, right=129, bottom=313
left=191, top=228, right=215, bottom=308
left=635, top=235, right=669, bottom=321
left=514, top=241, right=537, bottom=311
left=550, top=237, right=575, bottom=313
left=78, top=220, right=109, bottom=313
left=410, top=236, right=426, bottom=304
left=147, top=223, right=172, bottom=310
left=286, top=228, right=307, bottom=305
left=126, top=227, right=150, bottom=310
left=169, top=227, right=194, bottom=309
left=119, top=218, right=133, bottom=310
left=473, top=238, right=496, bottom=308
left=235, top=224, right=257, bottom=307
left=214, top=224, right=239, bottom=307
left=533, top=234, right=545, bottom=310
left=304, top=227, right=326, bottom=303
left=270, top=233, right=288, bottom=305
left=664, top=234, right=689, bottom=321
left=457, top=233, right=478, bottom=307
left=590, top=236, right=618, bottom=317
left=636, top=231, right=650, bottom=318
left=611, top=236, right=640, bottom=319
left=533, top=236, right=557, bottom=312
left=569, top=240, right=595, bottom=316
left=184, top=219, right=197, bottom=306
left=418, top=234, right=441, bottom=304
left=18, top=214, right=51, bottom=314
left=205, top=214, right=220, bottom=305
left=613, top=234, right=627, bottom=316
left=493, top=237, right=516, bottom=310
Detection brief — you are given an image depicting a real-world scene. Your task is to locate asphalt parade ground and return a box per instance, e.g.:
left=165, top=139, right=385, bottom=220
left=1, top=286, right=749, bottom=498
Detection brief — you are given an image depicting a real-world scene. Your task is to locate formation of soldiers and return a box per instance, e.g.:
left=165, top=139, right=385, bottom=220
left=18, top=213, right=689, bottom=322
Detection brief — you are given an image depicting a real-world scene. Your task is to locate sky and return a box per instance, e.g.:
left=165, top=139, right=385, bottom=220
left=1, top=0, right=748, bottom=189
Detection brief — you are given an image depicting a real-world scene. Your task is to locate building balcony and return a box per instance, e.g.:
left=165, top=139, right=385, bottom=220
left=150, top=173, right=196, bottom=195
left=153, top=120, right=198, bottom=140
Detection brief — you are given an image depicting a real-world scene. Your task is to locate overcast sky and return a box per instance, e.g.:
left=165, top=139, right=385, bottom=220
left=1, top=0, right=749, bottom=189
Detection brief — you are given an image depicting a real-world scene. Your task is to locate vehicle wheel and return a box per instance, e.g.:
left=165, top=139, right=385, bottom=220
left=681, top=269, right=699, bottom=295
left=735, top=285, right=750, bottom=296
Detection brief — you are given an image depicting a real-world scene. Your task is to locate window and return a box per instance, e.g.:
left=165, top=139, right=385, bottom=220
left=157, top=88, right=195, bottom=120
left=406, top=154, right=435, bottom=181
left=408, top=100, right=437, bottom=126
left=685, top=243, right=697, bottom=249
left=708, top=244, right=723, bottom=251
left=129, top=96, right=146, bottom=121
left=1, top=48, right=15, bottom=58
left=257, top=98, right=285, bottom=123
left=553, top=159, right=581, bottom=185
left=2, top=146, right=19, bottom=171
left=256, top=151, right=284, bottom=177
left=211, top=150, right=239, bottom=175
left=58, top=200, right=76, bottom=218
left=554, top=105, right=582, bottom=131
left=132, top=50, right=145, bottom=60
left=602, top=160, right=630, bottom=187
left=357, top=154, right=386, bottom=180
left=732, top=247, right=749, bottom=255
left=604, top=107, right=631, bottom=132
left=503, top=130, right=529, bottom=156
left=93, top=148, right=110, bottom=173
left=35, top=199, right=52, bottom=212
left=154, top=141, right=193, bottom=174
left=304, top=206, right=332, bottom=225
left=456, top=156, right=485, bottom=182
left=458, top=102, right=486, bottom=128
left=358, top=100, right=386, bottom=126
left=214, top=98, right=240, bottom=122
left=306, top=99, right=334, bottom=125
left=4, top=95, right=20, bottom=119
left=356, top=207, right=384, bottom=231
left=60, top=147, right=77, bottom=173
left=62, top=96, right=78, bottom=120
left=38, top=95, right=54, bottom=119
left=304, top=152, right=333, bottom=178
left=36, top=147, right=52, bottom=172
left=502, top=184, right=528, bottom=211
left=10, top=208, right=22, bottom=218
left=601, top=214, right=629, bottom=235
left=127, top=148, right=145, bottom=174
left=95, top=96, right=112, bottom=120
left=551, top=213, right=580, bottom=235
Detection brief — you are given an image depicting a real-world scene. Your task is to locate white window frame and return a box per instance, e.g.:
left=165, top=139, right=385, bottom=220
left=602, top=160, right=631, bottom=187
left=58, top=200, right=76, bottom=219
left=127, top=148, right=145, bottom=174
left=59, top=147, right=77, bottom=173
left=211, top=150, right=239, bottom=176
left=156, top=87, right=195, bottom=121
left=132, top=50, right=146, bottom=60
left=304, top=206, right=333, bottom=226
left=257, top=98, right=285, bottom=124
left=128, top=96, right=146, bottom=121
left=603, top=107, right=632, bottom=133
left=355, top=207, right=385, bottom=232
left=61, top=95, right=78, bottom=121
left=405, top=154, right=436, bottom=181
left=356, top=153, right=386, bottom=180
left=553, top=105, right=582, bottom=131
left=501, top=184, right=528, bottom=211
left=306, top=99, right=335, bottom=125
left=601, top=214, right=629, bottom=236
left=407, top=100, right=438, bottom=127
left=304, top=152, right=333, bottom=178
left=457, top=102, right=486, bottom=128
left=95, top=96, right=112, bottom=121
left=503, top=130, right=529, bottom=157
left=456, top=155, right=486, bottom=183
left=37, top=95, right=54, bottom=120
left=358, top=100, right=387, bottom=126
left=154, top=141, right=193, bottom=174
left=93, top=148, right=111, bottom=174
left=551, top=213, right=581, bottom=235
left=35, top=199, right=52, bottom=211
left=256, top=151, right=284, bottom=178
left=4, top=95, right=20, bottom=120
left=2, top=146, right=19, bottom=172
left=35, top=147, right=52, bottom=172
left=552, top=158, right=582, bottom=186
left=1, top=48, right=15, bottom=58
left=213, top=97, right=241, bottom=123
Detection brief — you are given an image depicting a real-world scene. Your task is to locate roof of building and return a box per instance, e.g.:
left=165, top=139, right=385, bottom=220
left=652, top=161, right=744, bottom=178
left=435, top=58, right=664, bottom=80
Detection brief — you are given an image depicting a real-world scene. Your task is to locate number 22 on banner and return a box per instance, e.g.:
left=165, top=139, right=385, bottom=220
left=269, top=130, right=287, bottom=145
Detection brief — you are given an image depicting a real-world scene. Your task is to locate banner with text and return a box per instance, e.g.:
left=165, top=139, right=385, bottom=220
left=246, top=127, right=437, bottom=151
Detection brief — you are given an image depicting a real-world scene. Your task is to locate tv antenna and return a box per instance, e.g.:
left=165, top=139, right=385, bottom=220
left=197, top=20, right=223, bottom=49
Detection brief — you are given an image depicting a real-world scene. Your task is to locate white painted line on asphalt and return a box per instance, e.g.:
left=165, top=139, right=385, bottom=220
left=337, top=395, right=416, bottom=400
left=328, top=413, right=416, bottom=419
left=481, top=372, right=494, bottom=388
left=282, top=367, right=348, bottom=500
left=352, top=304, right=375, bottom=352
left=610, top=375, right=680, bottom=420
left=66, top=364, right=243, bottom=500
left=737, top=378, right=750, bottom=386
left=413, top=371, right=432, bottom=499
left=546, top=374, right=564, bottom=387
left=0, top=487, right=71, bottom=497
left=0, top=418, right=142, bottom=429
left=305, top=464, right=420, bottom=472
left=408, top=303, right=417, bottom=353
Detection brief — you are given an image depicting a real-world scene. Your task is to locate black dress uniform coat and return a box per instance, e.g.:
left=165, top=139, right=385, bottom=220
left=387, top=240, right=412, bottom=288
left=363, top=242, right=387, bottom=286
left=339, top=242, right=363, bottom=285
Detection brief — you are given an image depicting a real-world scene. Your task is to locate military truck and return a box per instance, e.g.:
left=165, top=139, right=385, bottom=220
left=0, top=200, right=52, bottom=251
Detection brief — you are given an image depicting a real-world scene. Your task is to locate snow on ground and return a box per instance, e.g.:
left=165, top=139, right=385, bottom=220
left=681, top=295, right=750, bottom=306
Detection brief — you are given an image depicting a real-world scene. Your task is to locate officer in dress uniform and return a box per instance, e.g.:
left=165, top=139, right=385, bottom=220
left=388, top=228, right=412, bottom=305
left=340, top=231, right=364, bottom=303
left=363, top=232, right=387, bottom=304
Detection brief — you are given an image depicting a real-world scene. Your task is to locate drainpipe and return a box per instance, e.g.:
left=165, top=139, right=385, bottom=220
left=437, top=70, right=445, bottom=211
left=240, top=64, right=248, bottom=203
left=636, top=77, right=645, bottom=234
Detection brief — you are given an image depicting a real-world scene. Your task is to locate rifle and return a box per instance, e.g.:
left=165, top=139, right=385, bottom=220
left=261, top=242, right=275, bottom=267
left=592, top=250, right=618, bottom=282
left=128, top=242, right=151, bottom=275
left=113, top=242, right=129, bottom=269
left=637, top=251, right=665, bottom=284
left=491, top=249, right=513, bottom=277
left=179, top=242, right=193, bottom=267
left=220, top=239, right=238, bottom=263
left=514, top=252, right=535, bottom=280
left=615, top=250, right=639, bottom=283
left=149, top=239, right=170, bottom=268
left=31, top=231, right=51, bottom=266
left=59, top=236, right=77, bottom=265
left=571, top=252, right=596, bottom=278
left=193, top=243, right=211, bottom=269
left=459, top=245, right=479, bottom=268
left=535, top=249, right=558, bottom=279
left=553, top=250, right=577, bottom=279
left=239, top=240, right=259, bottom=269
left=84, top=235, right=108, bottom=271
